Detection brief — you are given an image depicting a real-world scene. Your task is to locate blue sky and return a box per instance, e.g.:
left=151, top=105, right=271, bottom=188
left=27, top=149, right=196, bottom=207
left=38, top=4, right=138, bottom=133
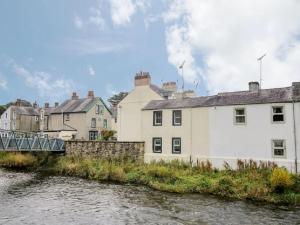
left=1, top=0, right=300, bottom=105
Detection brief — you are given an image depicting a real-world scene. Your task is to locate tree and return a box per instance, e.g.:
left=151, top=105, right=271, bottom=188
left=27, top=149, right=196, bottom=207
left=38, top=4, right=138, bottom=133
left=107, top=92, right=128, bottom=107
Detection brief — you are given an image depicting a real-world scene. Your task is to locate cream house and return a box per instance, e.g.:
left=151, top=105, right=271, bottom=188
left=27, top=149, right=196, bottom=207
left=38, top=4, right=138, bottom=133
left=46, top=91, right=112, bottom=140
left=119, top=73, right=300, bottom=172
left=117, top=71, right=176, bottom=141
left=0, top=101, right=39, bottom=132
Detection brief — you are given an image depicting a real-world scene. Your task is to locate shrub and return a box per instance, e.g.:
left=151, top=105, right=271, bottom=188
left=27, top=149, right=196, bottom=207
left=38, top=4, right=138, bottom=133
left=101, top=130, right=116, bottom=141
left=0, top=153, right=37, bottom=168
left=270, top=167, right=293, bottom=193
left=214, top=176, right=236, bottom=198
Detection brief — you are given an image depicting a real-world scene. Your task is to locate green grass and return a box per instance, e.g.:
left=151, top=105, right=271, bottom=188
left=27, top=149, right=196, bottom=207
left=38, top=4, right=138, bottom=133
left=1, top=153, right=300, bottom=205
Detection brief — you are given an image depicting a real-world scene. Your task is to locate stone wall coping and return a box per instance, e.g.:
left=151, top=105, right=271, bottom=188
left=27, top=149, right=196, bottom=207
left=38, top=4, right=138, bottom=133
left=66, top=140, right=145, bottom=144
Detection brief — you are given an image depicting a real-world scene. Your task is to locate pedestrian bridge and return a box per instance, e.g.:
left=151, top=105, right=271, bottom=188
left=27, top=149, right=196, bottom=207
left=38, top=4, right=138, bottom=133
left=0, top=129, right=64, bottom=152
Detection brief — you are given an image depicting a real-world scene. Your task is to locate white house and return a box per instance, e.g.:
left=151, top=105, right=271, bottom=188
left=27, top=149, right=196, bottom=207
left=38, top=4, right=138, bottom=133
left=118, top=73, right=300, bottom=173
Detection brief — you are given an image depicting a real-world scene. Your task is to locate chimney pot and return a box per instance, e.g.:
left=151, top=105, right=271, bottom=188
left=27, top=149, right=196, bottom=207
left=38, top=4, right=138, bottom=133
left=249, top=81, right=259, bottom=92
left=88, top=90, right=94, bottom=98
left=134, top=71, right=151, bottom=86
left=72, top=92, right=79, bottom=100
left=55, top=102, right=59, bottom=107
left=45, top=103, right=49, bottom=108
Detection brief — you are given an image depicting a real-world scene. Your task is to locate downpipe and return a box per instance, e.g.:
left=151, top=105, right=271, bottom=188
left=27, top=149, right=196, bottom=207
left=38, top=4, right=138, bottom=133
left=292, top=101, right=298, bottom=173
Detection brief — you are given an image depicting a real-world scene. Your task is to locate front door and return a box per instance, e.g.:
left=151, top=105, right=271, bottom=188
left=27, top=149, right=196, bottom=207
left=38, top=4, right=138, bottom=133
left=89, top=131, right=98, bottom=140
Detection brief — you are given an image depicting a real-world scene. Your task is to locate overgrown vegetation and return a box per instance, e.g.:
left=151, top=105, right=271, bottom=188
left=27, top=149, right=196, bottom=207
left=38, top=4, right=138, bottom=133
left=1, top=153, right=300, bottom=205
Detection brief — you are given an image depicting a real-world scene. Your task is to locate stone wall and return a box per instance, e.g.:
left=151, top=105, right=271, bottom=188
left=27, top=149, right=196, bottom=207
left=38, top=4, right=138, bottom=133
left=65, top=141, right=145, bottom=162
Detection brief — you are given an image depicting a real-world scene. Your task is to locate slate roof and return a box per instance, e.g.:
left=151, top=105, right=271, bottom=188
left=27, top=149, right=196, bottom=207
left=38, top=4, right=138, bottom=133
left=51, top=97, right=112, bottom=114
left=11, top=106, right=39, bottom=116
left=51, top=98, right=96, bottom=114
left=150, top=84, right=174, bottom=99
left=143, top=86, right=296, bottom=110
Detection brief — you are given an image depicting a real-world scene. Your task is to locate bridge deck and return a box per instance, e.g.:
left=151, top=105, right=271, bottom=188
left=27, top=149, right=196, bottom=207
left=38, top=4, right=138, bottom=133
left=0, top=129, right=65, bottom=152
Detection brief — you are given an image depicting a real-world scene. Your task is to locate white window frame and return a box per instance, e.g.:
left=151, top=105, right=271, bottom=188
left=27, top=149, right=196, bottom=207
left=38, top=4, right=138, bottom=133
left=173, top=110, right=182, bottom=126
left=153, top=111, right=162, bottom=126
left=271, top=106, right=285, bottom=123
left=172, top=137, right=181, bottom=154
left=234, top=107, right=246, bottom=125
left=152, top=137, right=162, bottom=153
left=272, top=139, right=286, bottom=158
left=91, top=118, right=96, bottom=128
left=103, top=119, right=107, bottom=129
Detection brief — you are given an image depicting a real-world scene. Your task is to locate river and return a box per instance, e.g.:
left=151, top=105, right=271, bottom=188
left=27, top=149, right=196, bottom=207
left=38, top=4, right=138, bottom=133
left=0, top=169, right=299, bottom=225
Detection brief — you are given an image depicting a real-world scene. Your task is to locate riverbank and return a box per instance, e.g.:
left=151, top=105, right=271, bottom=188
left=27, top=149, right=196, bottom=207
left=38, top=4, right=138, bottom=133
left=1, top=152, right=300, bottom=205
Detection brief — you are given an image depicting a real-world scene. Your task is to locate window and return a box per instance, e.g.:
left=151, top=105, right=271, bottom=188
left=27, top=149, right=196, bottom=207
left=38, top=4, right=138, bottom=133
left=12, top=111, right=16, bottom=119
left=272, top=106, right=284, bottom=123
left=153, top=111, right=162, bottom=126
left=96, top=105, right=104, bottom=115
left=91, top=118, right=96, bottom=128
left=272, top=140, right=286, bottom=158
left=173, top=110, right=182, bottom=126
left=35, top=116, right=39, bottom=121
left=5, top=113, right=7, bottom=118
left=152, top=138, right=162, bottom=153
left=65, top=114, right=70, bottom=121
left=234, top=108, right=246, bottom=124
left=172, top=138, right=181, bottom=154
left=89, top=131, right=98, bottom=140
left=103, top=119, right=108, bottom=129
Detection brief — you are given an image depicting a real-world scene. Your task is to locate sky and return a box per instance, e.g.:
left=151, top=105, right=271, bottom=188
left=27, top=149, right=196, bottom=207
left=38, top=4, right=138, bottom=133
left=1, top=0, right=300, bottom=106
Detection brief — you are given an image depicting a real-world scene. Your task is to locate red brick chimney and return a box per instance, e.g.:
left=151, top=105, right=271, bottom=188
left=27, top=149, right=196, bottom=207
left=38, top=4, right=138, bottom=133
left=134, top=71, right=151, bottom=86
left=71, top=92, right=79, bottom=100
left=87, top=90, right=94, bottom=98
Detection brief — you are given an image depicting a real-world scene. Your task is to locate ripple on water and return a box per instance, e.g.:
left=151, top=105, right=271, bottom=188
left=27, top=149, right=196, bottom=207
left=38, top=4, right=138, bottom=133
left=0, top=169, right=300, bottom=225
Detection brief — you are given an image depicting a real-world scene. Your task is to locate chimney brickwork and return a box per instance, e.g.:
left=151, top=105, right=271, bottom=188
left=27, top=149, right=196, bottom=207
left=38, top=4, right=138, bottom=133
left=134, top=71, right=151, bottom=86
left=88, top=91, right=95, bottom=98
left=72, top=92, right=79, bottom=100
left=248, top=81, right=260, bottom=92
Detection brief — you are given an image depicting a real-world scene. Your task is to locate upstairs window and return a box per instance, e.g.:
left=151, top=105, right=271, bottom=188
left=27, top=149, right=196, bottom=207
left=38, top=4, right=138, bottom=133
left=96, top=105, right=104, bottom=115
left=272, top=140, right=286, bottom=158
left=272, top=106, right=284, bottom=123
left=12, top=111, right=16, bottom=119
left=172, top=138, right=181, bottom=154
left=103, top=119, right=108, bottom=129
left=234, top=108, right=246, bottom=124
left=91, top=118, right=96, bottom=128
left=153, top=111, right=162, bottom=126
left=173, top=110, right=182, bottom=126
left=152, top=138, right=162, bottom=153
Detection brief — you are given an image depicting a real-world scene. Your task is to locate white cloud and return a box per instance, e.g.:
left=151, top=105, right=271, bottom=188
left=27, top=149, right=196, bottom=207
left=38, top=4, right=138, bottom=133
left=74, top=15, right=84, bottom=29
left=164, top=0, right=300, bottom=93
left=110, top=0, right=147, bottom=26
left=65, top=38, right=128, bottom=55
left=88, top=65, right=96, bottom=76
left=89, top=4, right=105, bottom=30
left=0, top=72, right=7, bottom=90
left=13, top=64, right=75, bottom=101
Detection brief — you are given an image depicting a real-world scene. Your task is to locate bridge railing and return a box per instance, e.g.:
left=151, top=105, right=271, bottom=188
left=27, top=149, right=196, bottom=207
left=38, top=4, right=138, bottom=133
left=0, top=129, right=64, bottom=152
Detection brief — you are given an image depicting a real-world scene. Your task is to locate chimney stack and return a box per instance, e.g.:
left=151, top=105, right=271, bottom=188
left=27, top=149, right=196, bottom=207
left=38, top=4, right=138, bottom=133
left=44, top=102, right=49, bottom=108
left=15, top=99, right=22, bottom=107
left=162, top=81, right=177, bottom=92
left=72, top=92, right=79, bottom=100
left=134, top=71, right=151, bottom=86
left=88, top=90, right=94, bottom=98
left=249, top=81, right=259, bottom=92
left=55, top=102, right=59, bottom=107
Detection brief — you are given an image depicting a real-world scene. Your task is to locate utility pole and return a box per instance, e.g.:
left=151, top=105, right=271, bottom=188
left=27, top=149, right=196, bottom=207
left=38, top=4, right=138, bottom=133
left=179, top=60, right=185, bottom=91
left=257, top=53, right=266, bottom=89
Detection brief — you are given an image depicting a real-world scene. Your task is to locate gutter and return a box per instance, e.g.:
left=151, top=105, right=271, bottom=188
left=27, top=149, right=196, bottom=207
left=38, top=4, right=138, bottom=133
left=292, top=100, right=298, bottom=173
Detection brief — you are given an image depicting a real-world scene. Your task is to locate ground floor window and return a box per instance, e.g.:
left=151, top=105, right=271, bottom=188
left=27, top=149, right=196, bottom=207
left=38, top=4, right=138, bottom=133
left=272, top=139, right=286, bottom=158
left=152, top=137, right=162, bottom=153
left=172, top=138, right=181, bottom=154
left=89, top=131, right=98, bottom=140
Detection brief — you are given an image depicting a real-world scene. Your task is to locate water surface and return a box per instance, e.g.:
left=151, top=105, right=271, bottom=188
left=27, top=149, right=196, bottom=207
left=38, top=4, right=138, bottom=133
left=0, top=169, right=299, bottom=225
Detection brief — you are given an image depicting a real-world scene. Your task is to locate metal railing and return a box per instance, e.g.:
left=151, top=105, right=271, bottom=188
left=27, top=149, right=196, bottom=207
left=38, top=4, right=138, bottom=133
left=0, top=129, right=64, bottom=152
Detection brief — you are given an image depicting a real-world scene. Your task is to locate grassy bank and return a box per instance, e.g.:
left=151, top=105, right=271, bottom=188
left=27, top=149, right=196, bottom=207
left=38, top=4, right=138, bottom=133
left=1, top=152, right=300, bottom=205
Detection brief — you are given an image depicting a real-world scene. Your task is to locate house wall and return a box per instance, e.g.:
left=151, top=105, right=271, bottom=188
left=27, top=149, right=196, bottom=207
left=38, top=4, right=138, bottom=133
left=208, top=103, right=300, bottom=172
left=117, top=85, right=163, bottom=141
left=0, top=107, right=11, bottom=130
left=18, top=114, right=39, bottom=132
left=142, top=107, right=210, bottom=163
left=49, top=99, right=112, bottom=140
